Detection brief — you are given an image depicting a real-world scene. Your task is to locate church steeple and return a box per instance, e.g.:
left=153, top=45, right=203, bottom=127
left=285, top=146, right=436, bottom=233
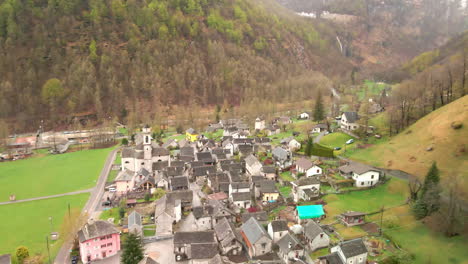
left=142, top=125, right=152, bottom=160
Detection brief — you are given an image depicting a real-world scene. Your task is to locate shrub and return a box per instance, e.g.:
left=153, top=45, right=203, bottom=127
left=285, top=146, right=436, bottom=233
left=144, top=193, right=151, bottom=202
left=451, top=121, right=463, bottom=130
left=119, top=207, right=126, bottom=218
left=121, top=138, right=129, bottom=145
left=16, top=246, right=29, bottom=264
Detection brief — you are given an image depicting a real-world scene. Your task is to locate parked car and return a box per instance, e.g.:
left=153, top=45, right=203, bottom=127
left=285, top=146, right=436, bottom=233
left=334, top=147, right=341, bottom=150
left=109, top=187, right=116, bottom=192
left=102, top=201, right=111, bottom=206
left=346, top=139, right=354, bottom=144
left=71, top=255, right=79, bottom=264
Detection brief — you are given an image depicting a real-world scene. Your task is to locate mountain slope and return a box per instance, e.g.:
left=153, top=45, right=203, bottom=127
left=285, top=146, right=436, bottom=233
left=348, top=95, right=468, bottom=198
left=276, top=0, right=468, bottom=79
left=0, top=0, right=352, bottom=131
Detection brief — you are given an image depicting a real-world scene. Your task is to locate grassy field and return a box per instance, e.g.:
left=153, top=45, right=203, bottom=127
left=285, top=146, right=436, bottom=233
left=323, top=178, right=407, bottom=218
left=357, top=80, right=388, bottom=100
left=319, top=132, right=354, bottom=149
left=323, top=177, right=468, bottom=263
left=0, top=193, right=89, bottom=258
left=346, top=96, right=468, bottom=198
left=0, top=147, right=114, bottom=201
left=384, top=220, right=468, bottom=264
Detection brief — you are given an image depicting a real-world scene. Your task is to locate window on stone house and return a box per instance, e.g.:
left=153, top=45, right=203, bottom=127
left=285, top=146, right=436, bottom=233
left=261, top=243, right=266, bottom=249
left=101, top=244, right=106, bottom=248
left=320, top=233, right=324, bottom=238
left=371, top=175, right=374, bottom=179
left=107, top=243, right=112, bottom=247
left=361, top=182, right=364, bottom=185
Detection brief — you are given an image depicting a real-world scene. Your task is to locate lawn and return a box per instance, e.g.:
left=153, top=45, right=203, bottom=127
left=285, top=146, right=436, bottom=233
left=276, top=184, right=291, bottom=198
left=143, top=229, right=156, bottom=237
left=99, top=208, right=121, bottom=224
left=323, top=178, right=407, bottom=218
left=384, top=221, right=468, bottom=264
left=268, top=131, right=294, bottom=145
left=107, top=170, right=119, bottom=183
left=0, top=147, right=114, bottom=201
left=268, top=205, right=286, bottom=221
left=206, top=129, right=224, bottom=140
left=319, top=132, right=354, bottom=149
left=279, top=171, right=295, bottom=182
left=0, top=193, right=89, bottom=258
left=322, top=176, right=468, bottom=263
left=310, top=247, right=329, bottom=260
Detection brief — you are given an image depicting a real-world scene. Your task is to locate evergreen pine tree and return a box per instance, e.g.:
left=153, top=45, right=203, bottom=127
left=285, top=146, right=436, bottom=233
left=412, top=162, right=441, bottom=218
left=421, top=162, right=440, bottom=194
left=121, top=233, right=144, bottom=264
left=305, top=137, right=313, bottom=156
left=313, top=91, right=325, bottom=122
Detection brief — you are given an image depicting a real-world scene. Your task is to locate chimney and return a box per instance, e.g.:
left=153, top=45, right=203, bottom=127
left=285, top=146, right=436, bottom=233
left=88, top=218, right=95, bottom=225
left=288, top=242, right=292, bottom=249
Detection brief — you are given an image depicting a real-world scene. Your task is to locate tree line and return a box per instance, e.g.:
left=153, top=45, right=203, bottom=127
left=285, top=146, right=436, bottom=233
left=0, top=0, right=350, bottom=133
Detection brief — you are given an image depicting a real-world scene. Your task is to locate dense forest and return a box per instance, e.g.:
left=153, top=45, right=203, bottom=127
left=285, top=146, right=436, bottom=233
left=277, top=0, right=468, bottom=78
left=0, top=0, right=356, bottom=132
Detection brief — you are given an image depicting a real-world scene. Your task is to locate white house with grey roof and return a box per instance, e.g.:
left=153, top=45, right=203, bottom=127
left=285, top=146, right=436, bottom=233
left=267, top=220, right=288, bottom=243
left=340, top=112, right=360, bottom=131
left=245, top=154, right=262, bottom=176
left=291, top=177, right=320, bottom=202
left=330, top=238, right=368, bottom=264
left=295, top=157, right=322, bottom=178
left=303, top=220, right=329, bottom=251
left=240, top=217, right=272, bottom=257
left=339, top=162, right=381, bottom=187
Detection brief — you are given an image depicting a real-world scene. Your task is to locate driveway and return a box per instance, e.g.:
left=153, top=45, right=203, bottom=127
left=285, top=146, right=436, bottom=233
left=313, top=131, right=327, bottom=144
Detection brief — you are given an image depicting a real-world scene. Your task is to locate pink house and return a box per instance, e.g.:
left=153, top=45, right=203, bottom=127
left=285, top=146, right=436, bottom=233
left=78, top=220, right=121, bottom=263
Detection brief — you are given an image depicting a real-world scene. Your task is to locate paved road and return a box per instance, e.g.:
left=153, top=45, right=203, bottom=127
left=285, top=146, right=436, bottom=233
left=54, top=147, right=120, bottom=264
left=313, top=131, right=326, bottom=144
left=0, top=188, right=93, bottom=206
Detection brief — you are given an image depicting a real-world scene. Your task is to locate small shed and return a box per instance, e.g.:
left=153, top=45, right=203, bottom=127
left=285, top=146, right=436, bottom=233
left=340, top=211, right=366, bottom=226
left=126, top=199, right=137, bottom=208
left=296, top=205, right=325, bottom=224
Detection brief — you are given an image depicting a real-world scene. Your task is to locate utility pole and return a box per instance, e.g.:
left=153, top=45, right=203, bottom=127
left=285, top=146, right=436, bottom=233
left=68, top=203, right=71, bottom=219
left=379, top=206, right=384, bottom=236
left=46, top=236, right=51, bottom=264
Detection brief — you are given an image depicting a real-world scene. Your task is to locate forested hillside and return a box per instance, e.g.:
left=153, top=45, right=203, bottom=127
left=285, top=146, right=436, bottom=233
left=0, top=0, right=353, bottom=131
left=386, top=31, right=467, bottom=134
left=276, top=0, right=468, bottom=78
